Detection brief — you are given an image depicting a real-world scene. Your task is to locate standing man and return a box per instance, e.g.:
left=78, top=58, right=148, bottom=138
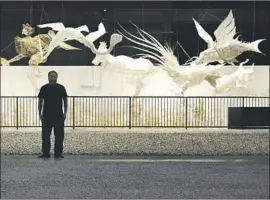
left=38, top=70, right=68, bottom=158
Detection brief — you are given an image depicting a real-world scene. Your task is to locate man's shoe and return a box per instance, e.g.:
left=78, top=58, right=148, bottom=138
left=54, top=155, right=64, bottom=159
left=38, top=154, right=51, bottom=158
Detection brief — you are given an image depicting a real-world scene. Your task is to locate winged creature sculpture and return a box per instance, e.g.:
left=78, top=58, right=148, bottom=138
left=38, top=22, right=90, bottom=38
left=0, top=23, right=81, bottom=95
left=0, top=23, right=80, bottom=67
left=117, top=21, right=223, bottom=95
left=38, top=22, right=106, bottom=60
left=38, top=22, right=122, bottom=61
left=187, top=10, right=266, bottom=65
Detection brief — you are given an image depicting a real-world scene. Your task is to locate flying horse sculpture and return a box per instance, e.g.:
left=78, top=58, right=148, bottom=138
left=117, top=21, right=224, bottom=96
left=0, top=23, right=80, bottom=95
left=186, top=10, right=266, bottom=65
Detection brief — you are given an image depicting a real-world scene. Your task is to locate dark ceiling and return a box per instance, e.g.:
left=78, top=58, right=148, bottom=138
left=1, top=1, right=269, bottom=65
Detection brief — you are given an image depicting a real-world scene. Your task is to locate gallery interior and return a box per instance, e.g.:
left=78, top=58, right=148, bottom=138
left=0, top=1, right=269, bottom=129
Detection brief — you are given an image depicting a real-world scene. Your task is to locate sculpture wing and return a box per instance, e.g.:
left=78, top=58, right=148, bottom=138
left=43, top=29, right=86, bottom=59
left=192, top=18, right=215, bottom=48
left=85, top=22, right=106, bottom=42
left=74, top=25, right=90, bottom=33
left=60, top=25, right=90, bottom=42
left=43, top=29, right=98, bottom=60
left=214, top=10, right=236, bottom=47
left=38, top=22, right=66, bottom=31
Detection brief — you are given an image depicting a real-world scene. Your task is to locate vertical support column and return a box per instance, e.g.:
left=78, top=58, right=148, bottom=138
left=129, top=96, right=132, bottom=129
left=72, top=97, right=75, bottom=129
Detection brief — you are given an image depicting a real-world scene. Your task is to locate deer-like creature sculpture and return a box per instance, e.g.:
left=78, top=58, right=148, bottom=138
left=214, top=59, right=254, bottom=93
left=91, top=41, right=156, bottom=96
left=91, top=40, right=158, bottom=124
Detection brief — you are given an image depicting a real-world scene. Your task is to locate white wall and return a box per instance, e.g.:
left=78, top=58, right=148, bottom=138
left=1, top=65, right=269, bottom=127
left=1, top=66, right=135, bottom=96
left=1, top=65, right=269, bottom=97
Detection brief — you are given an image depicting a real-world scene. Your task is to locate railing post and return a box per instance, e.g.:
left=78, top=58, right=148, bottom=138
left=129, top=96, right=132, bottom=129
left=16, top=97, right=19, bottom=130
left=73, top=97, right=75, bottom=129
left=185, top=97, right=188, bottom=129
left=242, top=97, right=245, bottom=130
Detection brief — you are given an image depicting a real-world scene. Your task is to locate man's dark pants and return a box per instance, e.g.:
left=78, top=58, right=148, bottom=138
left=42, top=116, right=65, bottom=156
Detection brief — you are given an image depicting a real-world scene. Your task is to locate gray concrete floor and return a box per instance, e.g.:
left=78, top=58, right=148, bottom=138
left=1, top=155, right=269, bottom=199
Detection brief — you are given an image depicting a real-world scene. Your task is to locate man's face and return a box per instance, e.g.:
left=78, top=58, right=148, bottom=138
left=48, top=72, right=58, bottom=84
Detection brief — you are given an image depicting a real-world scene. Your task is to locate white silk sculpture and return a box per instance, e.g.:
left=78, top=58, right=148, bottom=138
left=38, top=22, right=123, bottom=61
left=117, top=19, right=259, bottom=96
left=117, top=21, right=227, bottom=96
left=185, top=10, right=266, bottom=65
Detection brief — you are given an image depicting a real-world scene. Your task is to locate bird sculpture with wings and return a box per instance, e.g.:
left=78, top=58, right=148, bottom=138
left=38, top=22, right=123, bottom=61
left=186, top=10, right=266, bottom=65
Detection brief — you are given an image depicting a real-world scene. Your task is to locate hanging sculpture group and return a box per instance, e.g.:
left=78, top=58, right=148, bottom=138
left=112, top=11, right=264, bottom=95
left=1, top=9, right=267, bottom=127
left=1, top=10, right=266, bottom=97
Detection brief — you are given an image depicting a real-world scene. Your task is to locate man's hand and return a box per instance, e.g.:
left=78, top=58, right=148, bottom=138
left=63, top=113, right=67, bottom=121
left=39, top=114, right=44, bottom=121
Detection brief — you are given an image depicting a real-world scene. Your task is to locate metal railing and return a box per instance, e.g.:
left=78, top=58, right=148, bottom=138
left=0, top=96, right=269, bottom=129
